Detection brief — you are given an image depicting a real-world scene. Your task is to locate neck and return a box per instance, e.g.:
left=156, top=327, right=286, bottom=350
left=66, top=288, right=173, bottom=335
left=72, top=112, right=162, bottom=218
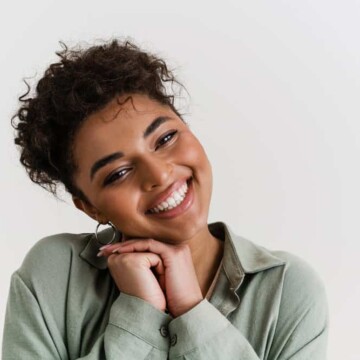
left=186, top=224, right=224, bottom=297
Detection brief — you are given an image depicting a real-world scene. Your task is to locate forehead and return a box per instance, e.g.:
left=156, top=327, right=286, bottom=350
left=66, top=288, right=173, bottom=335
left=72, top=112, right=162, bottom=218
left=78, top=94, right=172, bottom=136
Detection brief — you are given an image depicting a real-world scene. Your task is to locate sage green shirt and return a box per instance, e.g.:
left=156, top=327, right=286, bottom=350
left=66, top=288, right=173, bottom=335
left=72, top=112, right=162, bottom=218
left=2, top=222, right=328, bottom=359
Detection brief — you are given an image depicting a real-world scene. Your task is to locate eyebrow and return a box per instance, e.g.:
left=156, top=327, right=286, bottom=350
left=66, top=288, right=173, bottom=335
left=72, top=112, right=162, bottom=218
left=90, top=152, right=124, bottom=181
left=143, top=116, right=172, bottom=138
left=89, top=116, right=172, bottom=180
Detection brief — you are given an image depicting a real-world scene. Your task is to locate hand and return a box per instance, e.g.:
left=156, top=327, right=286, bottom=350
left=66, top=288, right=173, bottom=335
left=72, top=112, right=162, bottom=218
left=101, top=244, right=167, bottom=312
left=99, top=239, right=203, bottom=317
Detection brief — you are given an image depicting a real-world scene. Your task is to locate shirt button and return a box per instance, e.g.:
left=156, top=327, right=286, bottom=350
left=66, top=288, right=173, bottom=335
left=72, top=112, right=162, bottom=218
left=170, top=334, right=177, bottom=346
left=159, top=325, right=169, bottom=337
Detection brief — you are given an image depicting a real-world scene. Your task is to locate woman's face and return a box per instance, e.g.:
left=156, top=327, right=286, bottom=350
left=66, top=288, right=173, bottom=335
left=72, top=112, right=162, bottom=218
left=72, top=94, right=213, bottom=243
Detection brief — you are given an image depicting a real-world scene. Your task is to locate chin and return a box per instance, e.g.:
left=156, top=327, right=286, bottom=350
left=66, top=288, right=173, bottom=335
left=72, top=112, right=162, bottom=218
left=153, top=213, right=210, bottom=244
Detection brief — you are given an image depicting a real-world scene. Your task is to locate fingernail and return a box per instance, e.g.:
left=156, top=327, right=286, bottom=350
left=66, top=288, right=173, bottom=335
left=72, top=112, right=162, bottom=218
left=96, top=251, right=104, bottom=257
left=99, top=245, right=111, bottom=251
left=111, top=248, right=120, bottom=254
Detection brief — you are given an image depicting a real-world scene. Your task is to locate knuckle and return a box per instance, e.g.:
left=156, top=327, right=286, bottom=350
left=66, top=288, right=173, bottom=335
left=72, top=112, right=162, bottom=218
left=107, top=254, right=117, bottom=266
left=119, top=253, right=136, bottom=266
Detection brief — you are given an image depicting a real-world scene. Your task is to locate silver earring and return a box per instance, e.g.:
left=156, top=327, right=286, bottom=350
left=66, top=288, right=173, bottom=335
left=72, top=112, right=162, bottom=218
left=95, top=222, right=118, bottom=245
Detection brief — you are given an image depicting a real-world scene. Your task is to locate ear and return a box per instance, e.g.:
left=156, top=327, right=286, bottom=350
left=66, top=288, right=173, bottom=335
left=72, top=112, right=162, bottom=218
left=72, top=197, right=108, bottom=224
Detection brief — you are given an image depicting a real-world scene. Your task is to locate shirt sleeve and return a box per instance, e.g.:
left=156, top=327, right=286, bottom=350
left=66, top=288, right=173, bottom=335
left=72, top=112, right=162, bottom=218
left=2, top=273, right=171, bottom=360
left=167, top=299, right=261, bottom=359
left=167, top=259, right=328, bottom=359
left=267, top=254, right=329, bottom=360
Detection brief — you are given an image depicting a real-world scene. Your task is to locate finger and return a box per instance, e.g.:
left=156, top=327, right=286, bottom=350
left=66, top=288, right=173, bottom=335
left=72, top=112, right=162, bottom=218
left=98, top=240, right=149, bottom=257
left=143, top=252, right=165, bottom=276
left=97, top=238, right=152, bottom=257
left=111, top=239, right=175, bottom=261
left=110, top=249, right=166, bottom=292
left=108, top=251, right=165, bottom=275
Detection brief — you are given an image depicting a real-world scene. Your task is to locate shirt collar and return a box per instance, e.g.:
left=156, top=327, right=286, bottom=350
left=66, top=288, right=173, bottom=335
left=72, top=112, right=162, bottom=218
left=209, top=222, right=285, bottom=291
left=79, top=222, right=285, bottom=274
left=214, top=222, right=285, bottom=273
left=79, top=227, right=121, bottom=270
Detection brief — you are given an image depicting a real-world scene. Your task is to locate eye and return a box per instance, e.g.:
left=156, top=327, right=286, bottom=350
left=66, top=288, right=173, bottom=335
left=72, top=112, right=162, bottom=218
left=103, top=168, right=131, bottom=186
left=155, top=130, right=178, bottom=150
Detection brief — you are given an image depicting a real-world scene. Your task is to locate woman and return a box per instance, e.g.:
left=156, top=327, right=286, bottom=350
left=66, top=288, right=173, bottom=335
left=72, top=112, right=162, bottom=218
left=3, top=39, right=328, bottom=359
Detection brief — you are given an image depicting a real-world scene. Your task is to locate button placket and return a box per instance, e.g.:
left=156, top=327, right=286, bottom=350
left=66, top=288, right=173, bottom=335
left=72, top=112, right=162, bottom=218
left=159, top=325, right=169, bottom=338
left=170, top=334, right=177, bottom=346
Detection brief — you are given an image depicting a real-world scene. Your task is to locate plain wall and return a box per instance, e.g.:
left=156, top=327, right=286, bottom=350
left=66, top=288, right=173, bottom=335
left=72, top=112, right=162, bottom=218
left=1, top=1, right=359, bottom=358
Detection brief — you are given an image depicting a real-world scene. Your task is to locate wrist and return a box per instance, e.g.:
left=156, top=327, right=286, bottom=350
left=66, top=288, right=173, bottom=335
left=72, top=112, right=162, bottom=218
left=170, top=297, right=203, bottom=318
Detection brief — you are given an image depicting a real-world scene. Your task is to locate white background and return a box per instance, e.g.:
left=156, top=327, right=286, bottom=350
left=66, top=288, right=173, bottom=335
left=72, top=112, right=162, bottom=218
left=1, top=1, right=359, bottom=358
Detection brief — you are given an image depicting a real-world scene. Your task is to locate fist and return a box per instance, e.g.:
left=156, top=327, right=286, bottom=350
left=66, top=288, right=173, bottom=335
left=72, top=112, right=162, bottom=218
left=99, top=238, right=203, bottom=317
left=107, top=250, right=167, bottom=312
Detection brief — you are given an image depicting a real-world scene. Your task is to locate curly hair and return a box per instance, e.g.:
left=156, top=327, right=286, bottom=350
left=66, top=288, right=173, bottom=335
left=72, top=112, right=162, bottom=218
left=12, top=39, right=184, bottom=202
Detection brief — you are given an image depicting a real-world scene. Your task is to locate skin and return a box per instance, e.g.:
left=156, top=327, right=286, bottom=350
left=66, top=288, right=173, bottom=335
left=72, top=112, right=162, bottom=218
left=72, top=94, right=224, bottom=317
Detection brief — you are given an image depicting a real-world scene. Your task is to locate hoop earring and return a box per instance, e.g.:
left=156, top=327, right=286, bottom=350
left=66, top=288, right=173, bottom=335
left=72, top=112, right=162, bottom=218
left=95, top=222, right=118, bottom=245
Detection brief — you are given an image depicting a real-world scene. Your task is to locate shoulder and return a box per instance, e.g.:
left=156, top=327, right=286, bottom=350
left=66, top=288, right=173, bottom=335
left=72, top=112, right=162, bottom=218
left=21, top=232, right=91, bottom=267
left=256, top=251, right=329, bottom=357
left=221, top=222, right=327, bottom=306
left=18, top=232, right=93, bottom=290
left=266, top=249, right=329, bottom=344
left=26, top=231, right=90, bottom=256
left=271, top=250, right=327, bottom=308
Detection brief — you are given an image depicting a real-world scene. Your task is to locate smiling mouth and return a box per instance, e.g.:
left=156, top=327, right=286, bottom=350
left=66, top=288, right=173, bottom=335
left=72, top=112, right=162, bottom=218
left=146, top=178, right=192, bottom=214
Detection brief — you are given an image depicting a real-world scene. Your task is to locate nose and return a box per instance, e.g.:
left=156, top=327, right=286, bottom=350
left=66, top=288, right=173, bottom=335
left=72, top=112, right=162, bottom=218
left=140, top=155, right=173, bottom=192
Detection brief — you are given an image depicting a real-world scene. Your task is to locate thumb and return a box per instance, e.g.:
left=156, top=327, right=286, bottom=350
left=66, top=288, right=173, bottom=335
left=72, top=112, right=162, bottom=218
left=144, top=253, right=166, bottom=294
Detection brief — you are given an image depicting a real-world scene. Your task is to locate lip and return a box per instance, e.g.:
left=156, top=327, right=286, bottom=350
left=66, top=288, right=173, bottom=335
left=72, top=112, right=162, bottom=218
left=145, top=177, right=194, bottom=219
left=146, top=177, right=190, bottom=211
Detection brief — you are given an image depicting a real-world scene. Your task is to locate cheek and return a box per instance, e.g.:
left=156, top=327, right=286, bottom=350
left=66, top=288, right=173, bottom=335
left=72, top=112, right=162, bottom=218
left=101, top=196, right=143, bottom=236
left=178, top=134, right=212, bottom=178
left=96, top=187, right=139, bottom=221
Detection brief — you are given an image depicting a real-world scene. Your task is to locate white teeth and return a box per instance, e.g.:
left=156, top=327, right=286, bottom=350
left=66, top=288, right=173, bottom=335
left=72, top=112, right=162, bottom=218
left=173, top=192, right=182, bottom=201
left=168, top=197, right=176, bottom=206
left=148, top=181, right=189, bottom=214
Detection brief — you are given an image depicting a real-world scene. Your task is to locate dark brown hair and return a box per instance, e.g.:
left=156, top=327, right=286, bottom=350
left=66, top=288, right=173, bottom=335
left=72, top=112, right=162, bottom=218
left=12, top=39, right=184, bottom=201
